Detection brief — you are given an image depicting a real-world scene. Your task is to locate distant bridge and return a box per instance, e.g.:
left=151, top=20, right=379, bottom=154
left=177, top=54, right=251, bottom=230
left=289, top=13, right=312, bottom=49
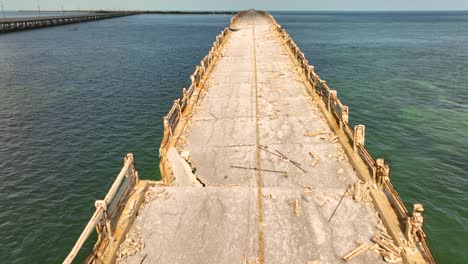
left=0, top=11, right=237, bottom=34
left=0, top=13, right=137, bottom=33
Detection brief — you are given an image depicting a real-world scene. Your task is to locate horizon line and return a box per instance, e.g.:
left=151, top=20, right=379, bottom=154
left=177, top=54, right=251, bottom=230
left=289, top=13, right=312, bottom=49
left=6, top=9, right=468, bottom=12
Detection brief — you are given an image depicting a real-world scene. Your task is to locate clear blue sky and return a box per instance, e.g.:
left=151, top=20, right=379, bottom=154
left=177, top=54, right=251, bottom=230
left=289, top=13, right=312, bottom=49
left=3, top=0, right=468, bottom=11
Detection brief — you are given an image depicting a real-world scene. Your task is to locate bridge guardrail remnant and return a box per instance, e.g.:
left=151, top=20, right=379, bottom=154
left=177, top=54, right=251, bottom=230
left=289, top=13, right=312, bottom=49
left=159, top=11, right=244, bottom=185
left=64, top=154, right=142, bottom=264
left=260, top=11, right=435, bottom=264
left=0, top=13, right=136, bottom=33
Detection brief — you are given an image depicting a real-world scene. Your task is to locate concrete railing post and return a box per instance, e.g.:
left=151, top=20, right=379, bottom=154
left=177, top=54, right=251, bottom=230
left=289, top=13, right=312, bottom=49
left=329, top=90, right=337, bottom=111
left=163, top=116, right=171, bottom=140
left=95, top=200, right=113, bottom=239
left=341, top=106, right=349, bottom=127
left=125, top=153, right=138, bottom=184
left=174, top=99, right=181, bottom=117
left=319, top=80, right=326, bottom=95
left=405, top=204, right=425, bottom=247
left=341, top=105, right=349, bottom=126
left=353, top=125, right=365, bottom=151
left=375, top=158, right=390, bottom=188
left=182, top=87, right=188, bottom=104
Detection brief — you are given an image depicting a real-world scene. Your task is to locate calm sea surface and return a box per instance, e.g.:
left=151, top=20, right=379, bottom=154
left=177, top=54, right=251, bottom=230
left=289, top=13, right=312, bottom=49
left=0, top=11, right=466, bottom=263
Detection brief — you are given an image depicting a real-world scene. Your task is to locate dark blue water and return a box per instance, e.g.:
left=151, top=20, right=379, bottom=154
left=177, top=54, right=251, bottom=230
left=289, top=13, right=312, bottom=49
left=0, top=12, right=466, bottom=263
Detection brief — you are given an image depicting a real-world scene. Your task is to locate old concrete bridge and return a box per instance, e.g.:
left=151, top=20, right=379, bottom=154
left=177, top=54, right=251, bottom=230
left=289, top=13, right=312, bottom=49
left=0, top=13, right=140, bottom=33
left=64, top=10, right=435, bottom=264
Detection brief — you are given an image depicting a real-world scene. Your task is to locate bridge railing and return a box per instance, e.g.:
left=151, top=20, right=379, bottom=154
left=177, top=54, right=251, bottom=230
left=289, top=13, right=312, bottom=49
left=158, top=12, right=243, bottom=184
left=63, top=154, right=139, bottom=264
left=262, top=11, right=435, bottom=263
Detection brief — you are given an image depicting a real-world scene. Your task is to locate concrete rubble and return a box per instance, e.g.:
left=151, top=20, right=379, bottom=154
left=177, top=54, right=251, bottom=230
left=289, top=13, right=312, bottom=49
left=116, top=226, right=145, bottom=263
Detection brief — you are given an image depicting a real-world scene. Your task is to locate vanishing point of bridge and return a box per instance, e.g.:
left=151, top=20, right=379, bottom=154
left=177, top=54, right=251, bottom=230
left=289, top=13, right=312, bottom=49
left=64, top=10, right=435, bottom=264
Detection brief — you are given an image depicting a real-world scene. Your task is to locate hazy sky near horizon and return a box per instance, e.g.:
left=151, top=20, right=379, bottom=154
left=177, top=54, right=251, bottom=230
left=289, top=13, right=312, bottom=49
left=3, top=0, right=468, bottom=11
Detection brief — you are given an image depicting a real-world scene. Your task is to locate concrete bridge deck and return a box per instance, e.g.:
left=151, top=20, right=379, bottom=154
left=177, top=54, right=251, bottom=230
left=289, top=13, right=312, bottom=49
left=121, top=11, right=399, bottom=264
left=65, top=10, right=434, bottom=264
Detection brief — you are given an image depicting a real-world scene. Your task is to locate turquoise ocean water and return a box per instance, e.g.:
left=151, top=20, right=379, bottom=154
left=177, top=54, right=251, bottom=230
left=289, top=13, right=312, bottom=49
left=0, top=11, right=466, bottom=263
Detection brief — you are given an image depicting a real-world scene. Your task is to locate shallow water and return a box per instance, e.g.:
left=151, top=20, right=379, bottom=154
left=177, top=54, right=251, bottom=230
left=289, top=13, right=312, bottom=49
left=0, top=12, right=466, bottom=263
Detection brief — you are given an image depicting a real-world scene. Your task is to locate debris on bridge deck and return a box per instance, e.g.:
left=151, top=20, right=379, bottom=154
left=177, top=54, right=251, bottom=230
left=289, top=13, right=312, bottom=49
left=118, top=11, right=429, bottom=264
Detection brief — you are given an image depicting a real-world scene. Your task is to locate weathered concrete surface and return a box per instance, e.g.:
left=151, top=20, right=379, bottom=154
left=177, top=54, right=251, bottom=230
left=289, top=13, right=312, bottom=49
left=124, top=187, right=259, bottom=264
left=166, top=147, right=202, bottom=187
left=124, top=11, right=388, bottom=264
